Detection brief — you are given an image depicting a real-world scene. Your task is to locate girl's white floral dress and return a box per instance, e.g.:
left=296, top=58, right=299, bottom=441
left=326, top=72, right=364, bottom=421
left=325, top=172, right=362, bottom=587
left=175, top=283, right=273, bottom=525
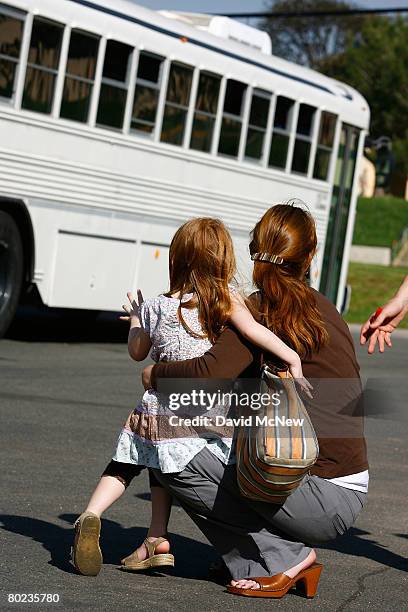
left=113, top=293, right=234, bottom=473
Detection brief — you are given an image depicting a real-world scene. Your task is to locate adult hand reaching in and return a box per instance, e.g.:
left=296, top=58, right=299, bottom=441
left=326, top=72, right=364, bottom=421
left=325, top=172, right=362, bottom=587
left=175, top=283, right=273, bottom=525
left=360, top=276, right=408, bottom=354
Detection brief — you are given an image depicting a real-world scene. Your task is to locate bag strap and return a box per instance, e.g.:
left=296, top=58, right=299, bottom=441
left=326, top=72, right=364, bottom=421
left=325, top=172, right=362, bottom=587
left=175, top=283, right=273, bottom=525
left=263, top=360, right=289, bottom=377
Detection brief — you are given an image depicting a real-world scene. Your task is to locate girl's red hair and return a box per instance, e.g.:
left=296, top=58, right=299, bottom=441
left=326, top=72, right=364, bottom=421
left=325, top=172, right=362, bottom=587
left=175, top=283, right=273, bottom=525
left=167, top=217, right=236, bottom=343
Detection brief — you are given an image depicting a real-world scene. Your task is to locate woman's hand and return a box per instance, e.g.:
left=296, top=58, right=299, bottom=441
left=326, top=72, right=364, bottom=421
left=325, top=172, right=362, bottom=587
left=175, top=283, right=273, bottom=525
left=288, top=357, right=313, bottom=399
left=119, top=290, right=144, bottom=329
left=142, top=364, right=154, bottom=390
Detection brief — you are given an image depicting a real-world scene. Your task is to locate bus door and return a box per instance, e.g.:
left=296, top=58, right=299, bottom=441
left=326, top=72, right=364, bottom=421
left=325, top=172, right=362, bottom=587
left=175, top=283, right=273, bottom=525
left=319, top=124, right=360, bottom=306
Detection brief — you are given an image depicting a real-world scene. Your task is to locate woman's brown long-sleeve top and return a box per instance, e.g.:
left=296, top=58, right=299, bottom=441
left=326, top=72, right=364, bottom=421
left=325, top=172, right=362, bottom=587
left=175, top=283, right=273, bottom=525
left=150, top=290, right=368, bottom=479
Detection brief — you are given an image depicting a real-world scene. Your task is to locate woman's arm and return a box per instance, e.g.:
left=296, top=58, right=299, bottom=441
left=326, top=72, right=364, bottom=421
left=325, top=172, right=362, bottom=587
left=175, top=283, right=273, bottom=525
left=148, top=326, right=255, bottom=390
left=120, top=291, right=152, bottom=361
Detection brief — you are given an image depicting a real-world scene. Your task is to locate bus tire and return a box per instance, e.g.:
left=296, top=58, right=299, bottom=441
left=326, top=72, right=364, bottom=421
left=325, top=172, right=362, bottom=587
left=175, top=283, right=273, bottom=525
left=0, top=211, right=24, bottom=338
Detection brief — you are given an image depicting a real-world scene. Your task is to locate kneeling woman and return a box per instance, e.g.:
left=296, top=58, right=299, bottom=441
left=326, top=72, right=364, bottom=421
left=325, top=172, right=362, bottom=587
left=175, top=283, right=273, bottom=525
left=146, top=203, right=369, bottom=599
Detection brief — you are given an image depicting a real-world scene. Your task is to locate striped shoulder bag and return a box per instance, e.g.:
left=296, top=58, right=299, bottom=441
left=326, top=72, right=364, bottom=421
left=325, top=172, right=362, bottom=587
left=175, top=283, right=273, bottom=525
left=236, top=362, right=319, bottom=504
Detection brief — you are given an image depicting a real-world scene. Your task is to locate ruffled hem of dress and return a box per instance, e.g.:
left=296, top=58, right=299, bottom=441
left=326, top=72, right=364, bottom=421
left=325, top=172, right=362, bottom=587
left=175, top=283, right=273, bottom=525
left=113, top=428, right=208, bottom=474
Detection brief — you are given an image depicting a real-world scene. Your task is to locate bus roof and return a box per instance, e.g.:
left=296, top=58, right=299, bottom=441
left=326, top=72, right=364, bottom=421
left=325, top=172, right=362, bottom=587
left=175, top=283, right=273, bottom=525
left=9, top=0, right=369, bottom=126
left=74, top=0, right=367, bottom=108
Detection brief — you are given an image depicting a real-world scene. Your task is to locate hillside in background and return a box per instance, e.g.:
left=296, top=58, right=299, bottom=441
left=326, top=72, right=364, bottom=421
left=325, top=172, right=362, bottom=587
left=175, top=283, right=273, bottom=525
left=352, top=197, right=408, bottom=247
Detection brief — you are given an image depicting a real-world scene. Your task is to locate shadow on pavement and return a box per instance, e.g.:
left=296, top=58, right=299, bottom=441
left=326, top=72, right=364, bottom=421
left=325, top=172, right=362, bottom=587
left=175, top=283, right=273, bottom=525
left=6, top=305, right=128, bottom=343
left=322, top=526, right=407, bottom=572
left=0, top=513, right=216, bottom=579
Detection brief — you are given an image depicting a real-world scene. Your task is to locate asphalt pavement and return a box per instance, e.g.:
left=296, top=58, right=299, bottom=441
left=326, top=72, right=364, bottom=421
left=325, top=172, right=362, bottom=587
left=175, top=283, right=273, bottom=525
left=0, top=308, right=407, bottom=611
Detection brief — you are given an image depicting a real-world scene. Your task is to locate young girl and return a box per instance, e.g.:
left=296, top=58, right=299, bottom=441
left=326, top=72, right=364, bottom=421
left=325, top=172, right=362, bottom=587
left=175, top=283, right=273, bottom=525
left=72, top=217, right=311, bottom=576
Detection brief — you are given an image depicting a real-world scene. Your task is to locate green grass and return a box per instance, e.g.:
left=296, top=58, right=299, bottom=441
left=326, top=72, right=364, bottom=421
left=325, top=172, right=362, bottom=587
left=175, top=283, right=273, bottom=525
left=345, top=262, right=408, bottom=327
left=352, top=196, right=408, bottom=247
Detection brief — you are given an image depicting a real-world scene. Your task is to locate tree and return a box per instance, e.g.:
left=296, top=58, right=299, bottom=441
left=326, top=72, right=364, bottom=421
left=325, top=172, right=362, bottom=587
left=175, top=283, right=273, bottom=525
left=320, top=16, right=408, bottom=143
left=260, top=3, right=408, bottom=177
left=262, top=0, right=364, bottom=68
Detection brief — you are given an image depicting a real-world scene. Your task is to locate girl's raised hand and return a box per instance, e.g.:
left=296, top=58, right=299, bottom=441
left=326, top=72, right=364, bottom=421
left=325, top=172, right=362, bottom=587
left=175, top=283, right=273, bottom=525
left=119, top=290, right=144, bottom=326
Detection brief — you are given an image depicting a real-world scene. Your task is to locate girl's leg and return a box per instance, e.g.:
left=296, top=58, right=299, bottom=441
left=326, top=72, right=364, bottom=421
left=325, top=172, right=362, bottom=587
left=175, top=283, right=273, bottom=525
left=148, top=485, right=172, bottom=536
left=85, top=476, right=125, bottom=517
left=147, top=469, right=172, bottom=538
left=84, top=460, right=144, bottom=516
left=125, top=471, right=173, bottom=561
left=73, top=461, right=143, bottom=575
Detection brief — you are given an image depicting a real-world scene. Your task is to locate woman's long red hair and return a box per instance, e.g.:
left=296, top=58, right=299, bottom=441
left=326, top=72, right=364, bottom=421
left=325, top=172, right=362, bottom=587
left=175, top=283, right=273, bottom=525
left=167, top=218, right=236, bottom=344
left=249, top=204, right=328, bottom=358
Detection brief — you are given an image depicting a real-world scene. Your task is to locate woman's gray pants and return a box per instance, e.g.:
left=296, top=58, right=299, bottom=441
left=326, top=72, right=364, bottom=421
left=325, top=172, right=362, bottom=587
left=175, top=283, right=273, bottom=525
left=152, top=447, right=367, bottom=579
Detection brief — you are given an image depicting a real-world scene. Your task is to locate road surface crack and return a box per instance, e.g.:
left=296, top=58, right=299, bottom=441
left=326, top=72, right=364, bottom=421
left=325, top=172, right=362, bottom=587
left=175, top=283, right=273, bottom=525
left=335, top=566, right=391, bottom=611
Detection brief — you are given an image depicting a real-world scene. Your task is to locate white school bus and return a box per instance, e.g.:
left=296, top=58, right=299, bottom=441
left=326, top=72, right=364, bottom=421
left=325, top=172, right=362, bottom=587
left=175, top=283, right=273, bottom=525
left=0, top=0, right=369, bottom=336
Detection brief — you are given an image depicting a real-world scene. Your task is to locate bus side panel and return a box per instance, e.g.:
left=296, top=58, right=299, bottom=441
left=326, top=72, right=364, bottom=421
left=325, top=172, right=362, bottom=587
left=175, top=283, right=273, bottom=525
left=26, top=200, right=183, bottom=309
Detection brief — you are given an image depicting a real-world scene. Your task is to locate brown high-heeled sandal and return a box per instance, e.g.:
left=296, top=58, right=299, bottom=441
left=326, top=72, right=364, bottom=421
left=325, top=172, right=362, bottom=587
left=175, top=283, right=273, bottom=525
left=120, top=537, right=174, bottom=571
left=227, top=562, right=323, bottom=599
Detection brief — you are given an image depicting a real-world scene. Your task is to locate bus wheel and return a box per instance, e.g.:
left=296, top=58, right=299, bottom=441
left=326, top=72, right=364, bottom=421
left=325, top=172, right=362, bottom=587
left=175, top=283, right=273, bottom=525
left=0, top=211, right=24, bottom=338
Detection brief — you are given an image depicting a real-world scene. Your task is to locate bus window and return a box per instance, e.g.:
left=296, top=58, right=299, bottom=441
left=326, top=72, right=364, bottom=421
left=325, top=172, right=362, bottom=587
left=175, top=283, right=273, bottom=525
left=60, top=30, right=100, bottom=123
left=131, top=52, right=164, bottom=136
left=291, top=103, right=316, bottom=175
left=161, top=62, right=194, bottom=146
left=96, top=39, right=132, bottom=130
left=244, top=89, right=270, bottom=162
left=268, top=96, right=294, bottom=169
left=190, top=71, right=221, bottom=153
left=0, top=6, right=24, bottom=101
left=218, top=79, right=247, bottom=158
left=313, top=111, right=337, bottom=181
left=22, top=17, right=64, bottom=114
